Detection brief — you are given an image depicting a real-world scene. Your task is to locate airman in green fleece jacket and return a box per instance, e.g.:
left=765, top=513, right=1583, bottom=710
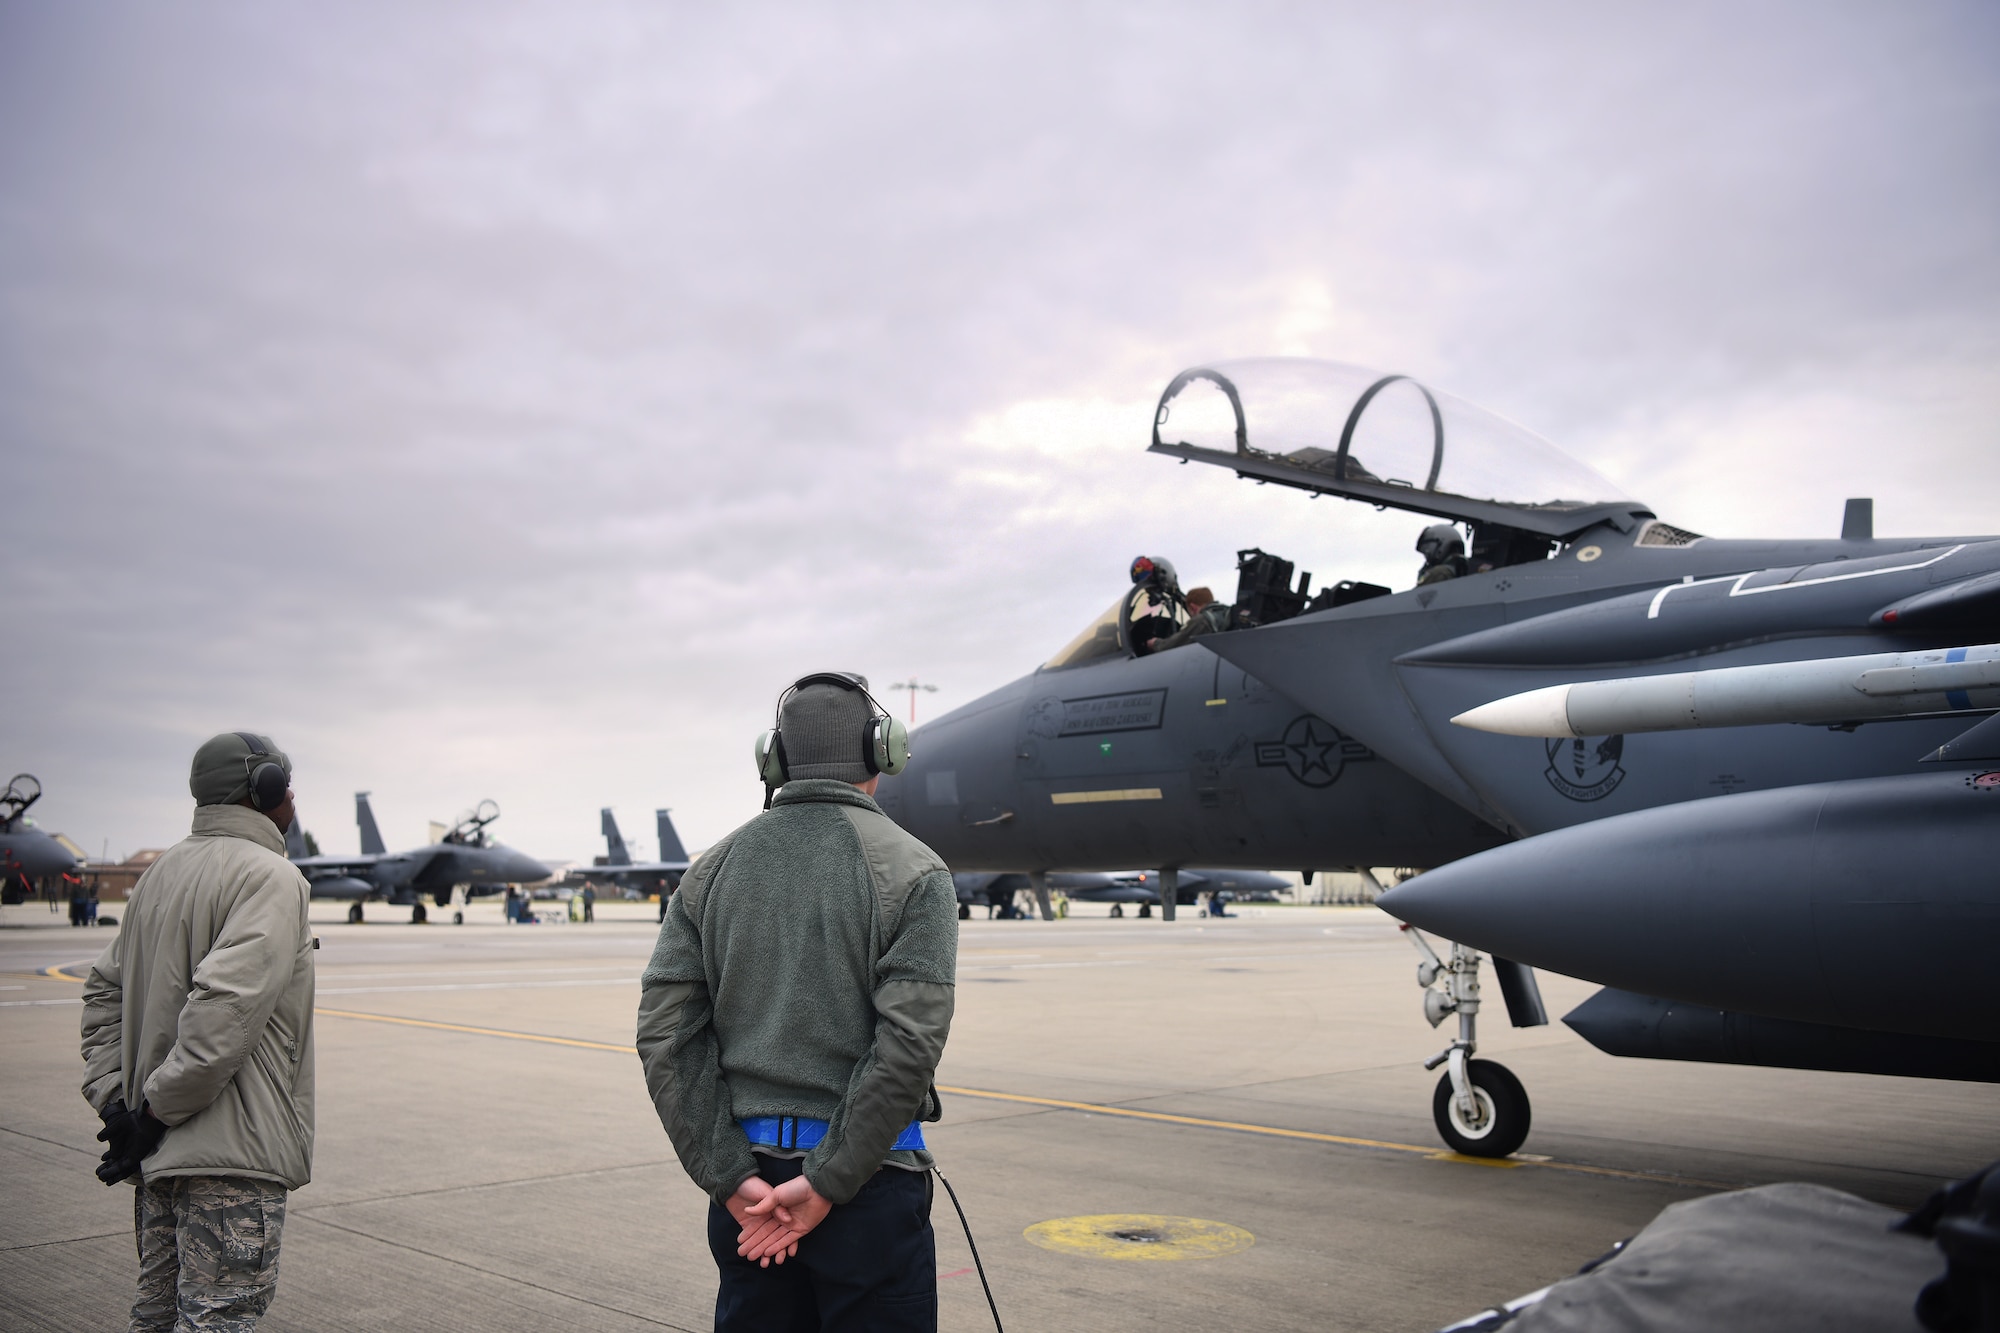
left=637, top=675, right=958, bottom=1331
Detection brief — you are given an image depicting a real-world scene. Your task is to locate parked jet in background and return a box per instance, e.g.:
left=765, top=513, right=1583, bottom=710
left=288, top=793, right=551, bottom=924
left=887, top=356, right=2000, bottom=1155
left=0, top=774, right=84, bottom=904
left=570, top=808, right=692, bottom=899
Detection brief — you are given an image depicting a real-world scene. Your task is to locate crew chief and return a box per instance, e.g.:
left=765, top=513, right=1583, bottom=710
left=638, top=673, right=957, bottom=1331
left=81, top=731, right=317, bottom=1332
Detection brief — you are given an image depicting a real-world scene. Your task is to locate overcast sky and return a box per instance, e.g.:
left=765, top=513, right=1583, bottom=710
left=4, top=2, right=1995, bottom=863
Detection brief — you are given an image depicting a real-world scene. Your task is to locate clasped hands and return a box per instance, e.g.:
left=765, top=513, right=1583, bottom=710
left=95, top=1099, right=169, bottom=1185
left=727, top=1173, right=833, bottom=1267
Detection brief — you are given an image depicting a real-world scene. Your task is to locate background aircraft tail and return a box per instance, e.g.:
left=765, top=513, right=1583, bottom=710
left=355, top=792, right=386, bottom=856
left=600, top=808, right=632, bottom=865
left=656, top=809, right=688, bottom=862
left=284, top=818, right=308, bottom=859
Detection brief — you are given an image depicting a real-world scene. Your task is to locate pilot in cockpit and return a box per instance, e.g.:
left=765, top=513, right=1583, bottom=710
left=1148, top=586, right=1230, bottom=653
left=1127, top=555, right=1183, bottom=654
left=1415, top=524, right=1468, bottom=586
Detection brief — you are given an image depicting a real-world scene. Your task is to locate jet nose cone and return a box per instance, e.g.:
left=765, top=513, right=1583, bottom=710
left=511, top=852, right=552, bottom=883
left=1376, top=855, right=1557, bottom=960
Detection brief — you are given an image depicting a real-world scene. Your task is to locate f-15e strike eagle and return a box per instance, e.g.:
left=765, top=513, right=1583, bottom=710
left=0, top=774, right=84, bottom=904
left=569, top=807, right=693, bottom=899
left=287, top=793, right=551, bottom=924
left=879, top=356, right=2000, bottom=1157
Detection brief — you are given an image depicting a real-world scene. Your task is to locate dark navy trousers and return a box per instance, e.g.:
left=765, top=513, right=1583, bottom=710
left=709, top=1155, right=937, bottom=1333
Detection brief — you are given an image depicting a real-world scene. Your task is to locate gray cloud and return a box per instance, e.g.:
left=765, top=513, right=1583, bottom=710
left=3, top=2, right=1995, bottom=860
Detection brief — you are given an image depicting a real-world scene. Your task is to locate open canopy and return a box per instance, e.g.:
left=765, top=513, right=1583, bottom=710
left=1149, top=359, right=1649, bottom=538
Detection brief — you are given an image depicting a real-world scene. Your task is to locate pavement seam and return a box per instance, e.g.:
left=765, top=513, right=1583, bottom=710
left=288, top=1212, right=702, bottom=1331
left=298, top=1159, right=682, bottom=1211
left=0, top=1124, right=97, bottom=1158
left=0, top=1230, right=129, bottom=1253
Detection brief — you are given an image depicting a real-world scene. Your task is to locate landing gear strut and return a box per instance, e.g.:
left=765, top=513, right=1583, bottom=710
left=1404, top=926, right=1532, bottom=1158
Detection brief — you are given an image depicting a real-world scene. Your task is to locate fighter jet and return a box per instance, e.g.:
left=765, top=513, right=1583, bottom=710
left=1140, top=358, right=2000, bottom=1152
left=288, top=793, right=551, bottom=924
left=0, top=774, right=84, bottom=904
left=892, top=355, right=2000, bottom=1155
left=569, top=808, right=692, bottom=898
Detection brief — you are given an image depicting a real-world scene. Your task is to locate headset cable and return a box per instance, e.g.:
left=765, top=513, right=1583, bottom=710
left=934, top=1166, right=1004, bottom=1333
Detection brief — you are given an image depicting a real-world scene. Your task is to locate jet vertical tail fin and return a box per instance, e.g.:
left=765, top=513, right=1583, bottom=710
left=356, top=792, right=387, bottom=856
left=656, top=809, right=688, bottom=863
left=601, top=808, right=632, bottom=866
left=284, top=817, right=308, bottom=859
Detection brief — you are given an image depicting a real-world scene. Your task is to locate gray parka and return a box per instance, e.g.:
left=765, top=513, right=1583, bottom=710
left=81, top=803, right=317, bottom=1188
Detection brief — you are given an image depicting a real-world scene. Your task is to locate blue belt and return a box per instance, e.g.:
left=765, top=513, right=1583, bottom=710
left=740, top=1115, right=926, bottom=1152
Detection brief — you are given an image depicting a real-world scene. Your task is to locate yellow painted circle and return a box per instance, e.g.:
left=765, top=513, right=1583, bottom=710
left=1575, top=544, right=1603, bottom=562
left=1023, top=1213, right=1255, bottom=1262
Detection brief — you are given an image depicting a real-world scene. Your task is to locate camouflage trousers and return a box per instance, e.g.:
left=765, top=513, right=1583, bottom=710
left=132, top=1175, right=288, bottom=1333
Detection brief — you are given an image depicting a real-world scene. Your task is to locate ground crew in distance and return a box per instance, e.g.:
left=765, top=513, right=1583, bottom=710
left=638, top=672, right=958, bottom=1331
left=81, top=732, right=316, bottom=1332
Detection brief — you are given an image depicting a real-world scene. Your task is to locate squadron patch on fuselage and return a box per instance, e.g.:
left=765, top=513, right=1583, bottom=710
left=1545, top=735, right=1627, bottom=801
left=1254, top=715, right=1373, bottom=788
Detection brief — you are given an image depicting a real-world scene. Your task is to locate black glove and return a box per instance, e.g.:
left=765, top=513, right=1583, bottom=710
left=95, top=1102, right=168, bottom=1186
left=95, top=1098, right=136, bottom=1178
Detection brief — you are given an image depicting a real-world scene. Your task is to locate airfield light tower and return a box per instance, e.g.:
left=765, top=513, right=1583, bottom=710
left=888, top=677, right=939, bottom=723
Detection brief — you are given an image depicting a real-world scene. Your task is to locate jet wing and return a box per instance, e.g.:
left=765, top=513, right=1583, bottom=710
left=573, top=859, right=689, bottom=879
left=292, top=853, right=385, bottom=875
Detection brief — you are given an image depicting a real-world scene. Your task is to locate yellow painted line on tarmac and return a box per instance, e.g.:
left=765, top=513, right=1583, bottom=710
left=292, top=1005, right=1728, bottom=1192
left=314, top=1008, right=638, bottom=1054
left=933, top=1083, right=1429, bottom=1155
left=42, top=965, right=88, bottom=982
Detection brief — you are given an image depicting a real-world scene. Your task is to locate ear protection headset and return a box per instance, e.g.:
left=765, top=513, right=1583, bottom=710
left=754, top=673, right=910, bottom=799
left=233, top=733, right=291, bottom=813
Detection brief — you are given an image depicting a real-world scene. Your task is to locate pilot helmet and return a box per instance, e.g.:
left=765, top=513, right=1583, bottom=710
left=1416, top=524, right=1464, bottom=562
left=1129, top=555, right=1179, bottom=590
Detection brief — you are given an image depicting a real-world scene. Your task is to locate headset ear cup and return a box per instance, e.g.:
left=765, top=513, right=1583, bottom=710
left=754, top=730, right=789, bottom=787
left=875, top=715, right=910, bottom=776
left=250, top=762, right=288, bottom=812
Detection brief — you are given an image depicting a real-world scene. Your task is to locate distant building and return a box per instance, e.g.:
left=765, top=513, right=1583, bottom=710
left=83, top=849, right=166, bottom=901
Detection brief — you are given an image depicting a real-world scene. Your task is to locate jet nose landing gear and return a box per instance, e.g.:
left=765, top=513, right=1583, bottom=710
left=1404, top=925, right=1542, bottom=1158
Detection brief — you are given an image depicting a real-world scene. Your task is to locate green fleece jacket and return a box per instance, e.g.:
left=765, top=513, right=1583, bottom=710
left=637, top=780, right=957, bottom=1206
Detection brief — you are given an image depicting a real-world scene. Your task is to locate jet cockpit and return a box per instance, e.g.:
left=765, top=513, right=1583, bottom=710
left=1, top=774, right=43, bottom=831
left=441, top=799, right=501, bottom=848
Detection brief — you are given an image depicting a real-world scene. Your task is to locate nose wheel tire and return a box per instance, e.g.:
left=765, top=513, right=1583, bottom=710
left=347, top=903, right=364, bottom=924
left=453, top=910, right=464, bottom=925
left=1432, top=1059, right=1530, bottom=1158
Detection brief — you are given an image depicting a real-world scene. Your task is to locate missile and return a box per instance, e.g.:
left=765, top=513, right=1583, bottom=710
left=1375, top=769, right=2000, bottom=1043
left=1452, top=643, right=2000, bottom=739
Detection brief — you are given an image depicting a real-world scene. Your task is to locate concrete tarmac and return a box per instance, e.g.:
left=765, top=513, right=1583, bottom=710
left=3, top=899, right=1994, bottom=1331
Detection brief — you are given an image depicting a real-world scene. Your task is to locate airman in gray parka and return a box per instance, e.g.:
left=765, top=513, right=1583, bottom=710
left=82, top=732, right=315, bottom=1333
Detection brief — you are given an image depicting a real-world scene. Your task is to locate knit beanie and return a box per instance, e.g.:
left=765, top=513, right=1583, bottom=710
left=189, top=731, right=291, bottom=807
left=779, top=678, right=875, bottom=783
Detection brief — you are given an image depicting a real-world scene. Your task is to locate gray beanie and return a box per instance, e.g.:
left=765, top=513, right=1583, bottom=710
left=189, top=731, right=291, bottom=807
left=780, top=678, right=875, bottom=783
